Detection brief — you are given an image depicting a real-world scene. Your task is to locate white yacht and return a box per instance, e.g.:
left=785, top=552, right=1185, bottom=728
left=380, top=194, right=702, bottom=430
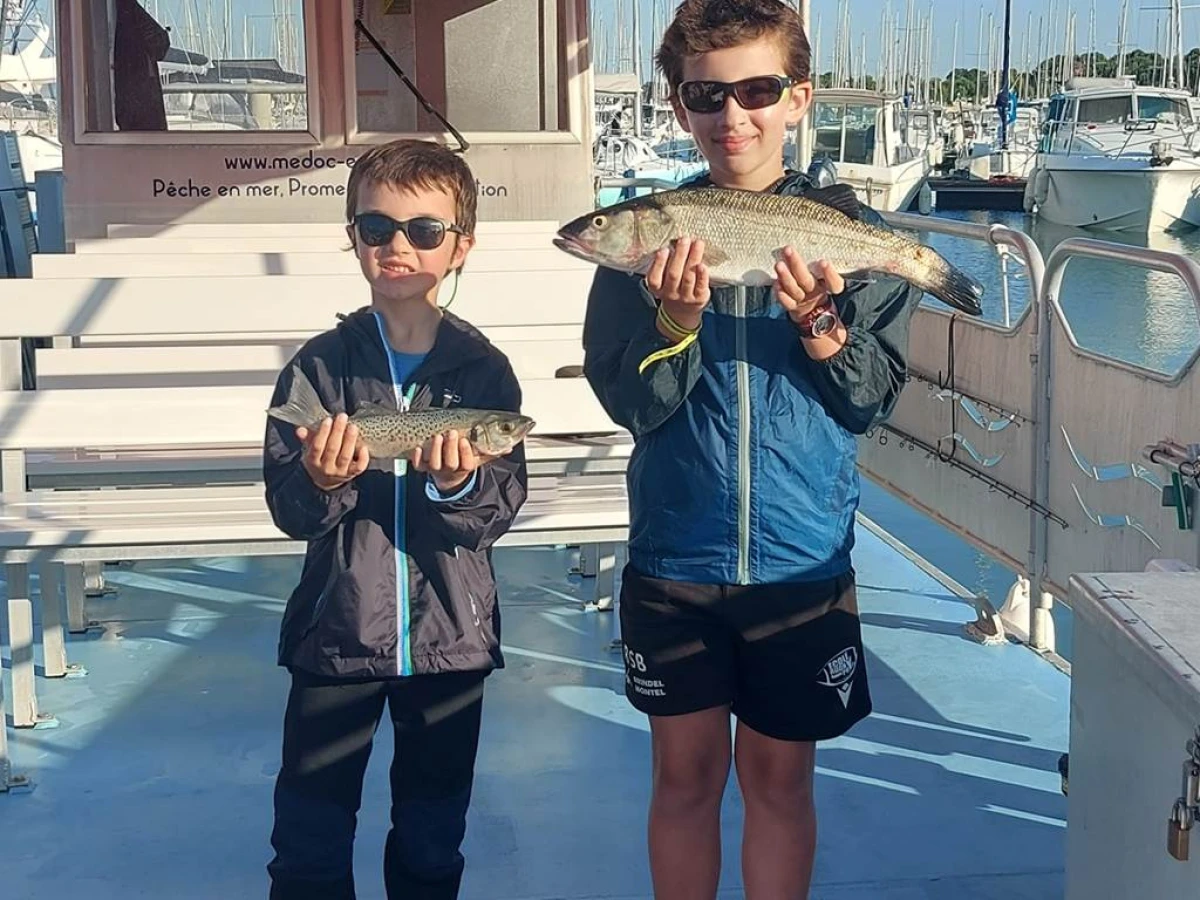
left=1025, top=76, right=1200, bottom=232
left=807, top=88, right=931, bottom=212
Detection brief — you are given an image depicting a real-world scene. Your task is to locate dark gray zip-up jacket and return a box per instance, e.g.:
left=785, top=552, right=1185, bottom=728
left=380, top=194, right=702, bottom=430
left=263, top=307, right=529, bottom=679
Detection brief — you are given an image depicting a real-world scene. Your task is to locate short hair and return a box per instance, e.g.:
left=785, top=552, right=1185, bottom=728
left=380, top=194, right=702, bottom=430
left=344, top=139, right=477, bottom=236
left=656, top=0, right=812, bottom=98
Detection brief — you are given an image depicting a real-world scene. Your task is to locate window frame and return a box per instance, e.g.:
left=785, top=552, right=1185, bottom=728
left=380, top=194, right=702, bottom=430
left=341, top=0, right=586, bottom=147
left=71, top=0, right=323, bottom=146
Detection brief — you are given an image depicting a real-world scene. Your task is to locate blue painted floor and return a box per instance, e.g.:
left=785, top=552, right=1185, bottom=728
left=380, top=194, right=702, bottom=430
left=1, top=525, right=1070, bottom=899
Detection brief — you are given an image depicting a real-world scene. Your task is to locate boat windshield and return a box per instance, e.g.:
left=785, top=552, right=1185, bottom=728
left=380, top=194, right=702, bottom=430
left=1074, top=93, right=1193, bottom=126
left=1136, top=95, right=1193, bottom=125
left=1076, top=95, right=1134, bottom=124
left=812, top=101, right=878, bottom=165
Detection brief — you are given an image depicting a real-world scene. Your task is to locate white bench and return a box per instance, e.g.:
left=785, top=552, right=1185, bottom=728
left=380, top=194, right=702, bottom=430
left=34, top=339, right=588, bottom=389
left=67, top=232, right=561, bottom=255
left=0, top=379, right=630, bottom=789
left=31, top=248, right=586, bottom=279
left=0, top=270, right=591, bottom=334
left=104, top=219, right=561, bottom=239
left=1, top=267, right=596, bottom=386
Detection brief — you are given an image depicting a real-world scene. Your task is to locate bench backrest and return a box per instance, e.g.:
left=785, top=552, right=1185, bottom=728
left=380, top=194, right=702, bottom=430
left=0, top=269, right=597, bottom=340
left=0, top=378, right=618, bottom=455
left=69, top=232, right=559, bottom=255
left=31, top=248, right=587, bottom=279
left=104, top=220, right=562, bottom=239
left=35, top=339, right=587, bottom=389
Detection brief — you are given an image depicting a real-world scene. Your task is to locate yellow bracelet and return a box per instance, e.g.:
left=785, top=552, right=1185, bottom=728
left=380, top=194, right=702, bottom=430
left=657, top=304, right=700, bottom=342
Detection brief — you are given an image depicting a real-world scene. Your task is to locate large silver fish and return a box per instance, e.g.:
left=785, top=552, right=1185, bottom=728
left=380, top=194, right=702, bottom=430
left=553, top=185, right=985, bottom=316
left=268, top=367, right=535, bottom=459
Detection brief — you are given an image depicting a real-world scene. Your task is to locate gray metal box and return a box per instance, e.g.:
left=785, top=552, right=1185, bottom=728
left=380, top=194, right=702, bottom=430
left=1067, top=572, right=1200, bottom=897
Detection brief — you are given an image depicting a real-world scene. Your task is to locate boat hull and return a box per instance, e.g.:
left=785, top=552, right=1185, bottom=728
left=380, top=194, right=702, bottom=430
left=833, top=156, right=930, bottom=212
left=1031, top=155, right=1200, bottom=233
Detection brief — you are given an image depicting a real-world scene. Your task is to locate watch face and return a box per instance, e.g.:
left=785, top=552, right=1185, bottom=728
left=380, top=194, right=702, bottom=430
left=810, top=310, right=838, bottom=337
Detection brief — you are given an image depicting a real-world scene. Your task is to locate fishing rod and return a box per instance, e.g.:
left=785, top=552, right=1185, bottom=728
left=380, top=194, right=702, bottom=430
left=352, top=14, right=470, bottom=154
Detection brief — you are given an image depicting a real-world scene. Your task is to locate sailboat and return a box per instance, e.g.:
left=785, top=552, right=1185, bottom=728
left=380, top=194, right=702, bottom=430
left=0, top=2, right=62, bottom=205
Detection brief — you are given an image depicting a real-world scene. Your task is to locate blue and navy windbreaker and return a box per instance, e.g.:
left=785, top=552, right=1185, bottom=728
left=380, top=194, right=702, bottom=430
left=582, top=171, right=920, bottom=586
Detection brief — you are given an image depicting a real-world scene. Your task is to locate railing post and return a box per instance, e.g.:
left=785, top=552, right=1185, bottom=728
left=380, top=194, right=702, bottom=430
left=1030, top=239, right=1057, bottom=652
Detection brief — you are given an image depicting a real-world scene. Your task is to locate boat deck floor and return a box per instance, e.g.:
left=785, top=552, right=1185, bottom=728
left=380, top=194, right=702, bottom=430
left=1, top=524, right=1069, bottom=898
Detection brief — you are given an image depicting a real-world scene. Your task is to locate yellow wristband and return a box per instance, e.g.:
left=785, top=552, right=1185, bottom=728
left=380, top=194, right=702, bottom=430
left=657, top=304, right=700, bottom=342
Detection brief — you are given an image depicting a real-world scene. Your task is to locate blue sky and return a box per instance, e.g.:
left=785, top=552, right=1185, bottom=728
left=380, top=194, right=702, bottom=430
left=16, top=0, right=1181, bottom=77
left=593, top=0, right=1193, bottom=75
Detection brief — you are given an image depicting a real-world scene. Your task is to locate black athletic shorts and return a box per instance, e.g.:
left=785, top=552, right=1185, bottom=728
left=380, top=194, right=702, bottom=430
left=617, top=564, right=871, bottom=742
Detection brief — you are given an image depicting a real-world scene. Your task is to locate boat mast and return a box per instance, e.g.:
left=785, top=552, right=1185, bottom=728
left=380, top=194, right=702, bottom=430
left=999, top=0, right=1012, bottom=148
left=794, top=0, right=814, bottom=171
left=1116, top=0, right=1129, bottom=78
left=1173, top=0, right=1185, bottom=90
left=631, top=0, right=642, bottom=138
left=950, top=18, right=958, bottom=101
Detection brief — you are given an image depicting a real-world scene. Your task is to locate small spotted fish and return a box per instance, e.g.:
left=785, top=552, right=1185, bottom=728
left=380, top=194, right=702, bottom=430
left=268, top=366, right=535, bottom=459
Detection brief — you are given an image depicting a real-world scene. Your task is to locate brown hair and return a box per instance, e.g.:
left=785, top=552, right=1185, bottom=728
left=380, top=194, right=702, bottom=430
left=344, top=139, right=478, bottom=236
left=656, top=0, right=811, bottom=97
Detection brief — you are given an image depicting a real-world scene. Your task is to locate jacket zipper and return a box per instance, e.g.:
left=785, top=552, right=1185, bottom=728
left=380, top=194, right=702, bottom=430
left=374, top=312, right=415, bottom=677
left=735, top=286, right=751, bottom=584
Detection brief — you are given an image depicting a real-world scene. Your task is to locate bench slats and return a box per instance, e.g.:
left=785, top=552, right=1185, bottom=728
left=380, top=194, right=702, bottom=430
left=104, top=220, right=562, bottom=239
left=32, top=248, right=588, bottom=279
left=0, top=378, right=618, bottom=453
left=0, top=489, right=628, bottom=551
left=0, top=270, right=595, bottom=337
left=35, top=338, right=587, bottom=388
left=70, top=233, right=560, bottom=254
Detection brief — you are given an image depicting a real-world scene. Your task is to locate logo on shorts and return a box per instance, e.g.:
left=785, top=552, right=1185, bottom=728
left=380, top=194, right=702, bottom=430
left=817, top=646, right=857, bottom=708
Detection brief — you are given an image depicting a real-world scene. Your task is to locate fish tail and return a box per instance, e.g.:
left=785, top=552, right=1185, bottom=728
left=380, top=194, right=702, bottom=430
left=904, top=249, right=985, bottom=316
left=267, top=366, right=331, bottom=428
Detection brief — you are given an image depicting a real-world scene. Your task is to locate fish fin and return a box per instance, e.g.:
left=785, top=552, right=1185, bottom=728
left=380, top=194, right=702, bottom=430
left=354, top=399, right=398, bottom=418
left=702, top=244, right=730, bottom=267
left=805, top=184, right=863, bottom=220
left=927, top=265, right=985, bottom=315
left=840, top=268, right=879, bottom=285
left=267, top=365, right=333, bottom=429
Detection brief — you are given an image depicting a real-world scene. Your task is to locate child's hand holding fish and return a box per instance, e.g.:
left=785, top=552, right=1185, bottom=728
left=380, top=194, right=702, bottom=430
left=772, top=246, right=845, bottom=321
left=297, top=414, right=371, bottom=492
left=409, top=430, right=512, bottom=495
left=644, top=236, right=711, bottom=334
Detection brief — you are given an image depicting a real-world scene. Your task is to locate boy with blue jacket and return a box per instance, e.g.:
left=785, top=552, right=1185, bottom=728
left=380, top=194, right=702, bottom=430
left=582, top=2, right=919, bottom=897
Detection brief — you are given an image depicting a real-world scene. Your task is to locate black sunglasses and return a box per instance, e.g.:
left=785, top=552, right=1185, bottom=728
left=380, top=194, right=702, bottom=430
left=677, top=75, right=796, bottom=114
left=353, top=212, right=467, bottom=249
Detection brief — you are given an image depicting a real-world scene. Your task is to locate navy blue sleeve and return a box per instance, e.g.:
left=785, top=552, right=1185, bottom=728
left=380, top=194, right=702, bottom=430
left=262, top=359, right=360, bottom=541
left=423, top=358, right=529, bottom=553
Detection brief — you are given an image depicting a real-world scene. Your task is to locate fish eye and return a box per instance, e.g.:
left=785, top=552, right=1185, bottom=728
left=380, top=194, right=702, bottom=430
left=500, top=422, right=513, bottom=432
left=591, top=215, right=607, bottom=229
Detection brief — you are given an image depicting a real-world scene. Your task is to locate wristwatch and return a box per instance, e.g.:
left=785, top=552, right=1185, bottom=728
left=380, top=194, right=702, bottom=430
left=797, top=298, right=840, bottom=339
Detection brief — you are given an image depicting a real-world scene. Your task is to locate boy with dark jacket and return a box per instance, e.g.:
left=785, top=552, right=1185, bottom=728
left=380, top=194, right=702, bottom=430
left=581, top=2, right=920, bottom=898
left=263, top=139, right=528, bottom=900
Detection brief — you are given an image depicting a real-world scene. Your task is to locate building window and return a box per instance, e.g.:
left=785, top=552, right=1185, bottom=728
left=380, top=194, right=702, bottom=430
left=351, top=0, right=568, bottom=137
left=81, top=0, right=310, bottom=133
